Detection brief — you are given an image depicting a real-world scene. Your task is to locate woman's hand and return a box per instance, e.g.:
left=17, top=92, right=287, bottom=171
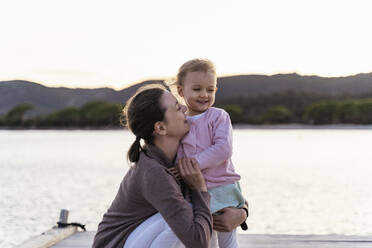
left=212, top=207, right=248, bottom=232
left=177, top=158, right=207, bottom=192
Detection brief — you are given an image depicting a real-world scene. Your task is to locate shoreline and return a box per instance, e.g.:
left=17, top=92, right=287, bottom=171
left=2, top=124, right=372, bottom=131
left=233, top=123, right=372, bottom=130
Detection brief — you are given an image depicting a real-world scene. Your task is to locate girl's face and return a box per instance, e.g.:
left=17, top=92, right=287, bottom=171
left=177, top=71, right=217, bottom=116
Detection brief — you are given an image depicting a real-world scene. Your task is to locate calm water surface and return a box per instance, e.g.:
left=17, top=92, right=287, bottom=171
left=1, top=129, right=372, bottom=247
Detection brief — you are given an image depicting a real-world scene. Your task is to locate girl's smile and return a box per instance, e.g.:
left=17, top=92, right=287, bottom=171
left=177, top=71, right=217, bottom=116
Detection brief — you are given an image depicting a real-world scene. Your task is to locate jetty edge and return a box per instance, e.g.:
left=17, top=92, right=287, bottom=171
left=15, top=209, right=83, bottom=248
left=15, top=209, right=372, bottom=247
left=19, top=232, right=372, bottom=248
left=15, top=226, right=78, bottom=248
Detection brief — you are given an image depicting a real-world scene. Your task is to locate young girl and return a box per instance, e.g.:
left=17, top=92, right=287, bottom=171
left=174, top=59, right=246, bottom=248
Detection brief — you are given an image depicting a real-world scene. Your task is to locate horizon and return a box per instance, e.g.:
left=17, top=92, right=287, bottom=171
left=2, top=70, right=372, bottom=90
left=2, top=0, right=372, bottom=89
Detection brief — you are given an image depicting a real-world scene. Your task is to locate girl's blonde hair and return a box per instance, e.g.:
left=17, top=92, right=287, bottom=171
left=175, top=58, right=216, bottom=86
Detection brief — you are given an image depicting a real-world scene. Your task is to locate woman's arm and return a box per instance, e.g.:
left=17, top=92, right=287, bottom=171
left=143, top=163, right=212, bottom=248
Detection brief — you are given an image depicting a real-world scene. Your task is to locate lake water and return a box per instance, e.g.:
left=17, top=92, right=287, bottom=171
left=1, top=128, right=372, bottom=247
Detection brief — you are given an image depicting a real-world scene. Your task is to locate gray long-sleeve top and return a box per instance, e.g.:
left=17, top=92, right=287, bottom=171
left=92, top=144, right=212, bottom=248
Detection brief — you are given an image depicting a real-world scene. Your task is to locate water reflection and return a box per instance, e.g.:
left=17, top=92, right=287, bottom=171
left=1, top=129, right=372, bottom=247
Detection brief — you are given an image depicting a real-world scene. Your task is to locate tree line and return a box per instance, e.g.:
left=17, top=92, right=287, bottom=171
left=1, top=93, right=372, bottom=128
left=216, top=91, right=372, bottom=125
left=0, top=101, right=123, bottom=128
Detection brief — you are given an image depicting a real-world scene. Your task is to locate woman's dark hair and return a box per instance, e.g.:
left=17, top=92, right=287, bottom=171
left=122, top=84, right=167, bottom=163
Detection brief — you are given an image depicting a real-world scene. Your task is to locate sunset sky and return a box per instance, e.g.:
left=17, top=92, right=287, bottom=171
left=1, top=0, right=372, bottom=89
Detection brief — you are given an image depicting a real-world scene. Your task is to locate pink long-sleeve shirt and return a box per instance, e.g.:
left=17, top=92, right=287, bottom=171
left=177, top=107, right=241, bottom=189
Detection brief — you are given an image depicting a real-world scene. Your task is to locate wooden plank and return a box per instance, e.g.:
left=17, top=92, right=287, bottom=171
left=239, top=234, right=372, bottom=242
left=51, top=232, right=372, bottom=248
left=238, top=234, right=372, bottom=248
left=15, top=227, right=77, bottom=248
left=52, top=232, right=94, bottom=248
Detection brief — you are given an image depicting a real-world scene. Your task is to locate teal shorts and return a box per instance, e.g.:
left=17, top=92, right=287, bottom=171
left=208, top=182, right=245, bottom=214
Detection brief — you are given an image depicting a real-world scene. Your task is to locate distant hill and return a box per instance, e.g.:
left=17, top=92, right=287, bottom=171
left=216, top=73, right=372, bottom=99
left=1, top=72, right=372, bottom=116
left=0, top=80, right=164, bottom=116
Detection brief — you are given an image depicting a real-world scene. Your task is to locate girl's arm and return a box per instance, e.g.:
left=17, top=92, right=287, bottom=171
left=193, top=109, right=233, bottom=170
left=143, top=165, right=212, bottom=248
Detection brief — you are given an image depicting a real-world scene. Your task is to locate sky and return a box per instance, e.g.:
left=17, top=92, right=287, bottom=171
left=1, top=0, right=372, bottom=89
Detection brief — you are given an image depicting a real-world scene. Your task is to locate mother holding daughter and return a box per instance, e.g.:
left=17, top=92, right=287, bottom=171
left=93, top=59, right=248, bottom=248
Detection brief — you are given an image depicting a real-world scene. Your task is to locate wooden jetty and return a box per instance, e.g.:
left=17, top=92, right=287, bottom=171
left=17, top=229, right=372, bottom=248
left=16, top=210, right=372, bottom=247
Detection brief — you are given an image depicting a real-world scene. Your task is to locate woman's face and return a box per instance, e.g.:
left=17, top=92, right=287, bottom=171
left=160, top=91, right=189, bottom=138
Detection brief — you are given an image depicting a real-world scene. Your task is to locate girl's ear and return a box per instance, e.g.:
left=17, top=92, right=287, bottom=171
left=153, top=121, right=167, bottom=136
left=215, top=87, right=218, bottom=92
left=177, top=85, right=184, bottom=98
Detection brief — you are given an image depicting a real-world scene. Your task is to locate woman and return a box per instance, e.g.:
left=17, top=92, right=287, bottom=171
left=92, top=84, right=248, bottom=248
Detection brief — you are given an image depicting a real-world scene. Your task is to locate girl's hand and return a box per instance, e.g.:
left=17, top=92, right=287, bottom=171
left=177, top=158, right=207, bottom=192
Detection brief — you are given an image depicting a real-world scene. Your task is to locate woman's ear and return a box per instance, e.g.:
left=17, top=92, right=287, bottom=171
left=153, top=121, right=167, bottom=136
left=177, top=85, right=184, bottom=98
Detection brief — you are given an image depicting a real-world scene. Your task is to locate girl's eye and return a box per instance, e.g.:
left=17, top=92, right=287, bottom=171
left=208, top=89, right=215, bottom=92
